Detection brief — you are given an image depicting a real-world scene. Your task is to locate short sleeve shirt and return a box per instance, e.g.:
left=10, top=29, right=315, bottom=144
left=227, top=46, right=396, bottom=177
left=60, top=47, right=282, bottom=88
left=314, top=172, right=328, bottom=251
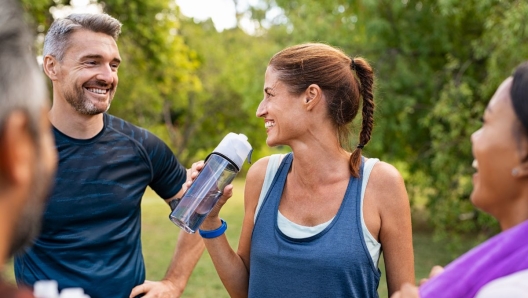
left=15, top=113, right=187, bottom=298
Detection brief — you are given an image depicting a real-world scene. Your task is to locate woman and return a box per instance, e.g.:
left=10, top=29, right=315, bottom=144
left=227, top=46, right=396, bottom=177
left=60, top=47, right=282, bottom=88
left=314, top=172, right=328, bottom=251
left=199, top=43, right=415, bottom=297
left=392, top=62, right=528, bottom=298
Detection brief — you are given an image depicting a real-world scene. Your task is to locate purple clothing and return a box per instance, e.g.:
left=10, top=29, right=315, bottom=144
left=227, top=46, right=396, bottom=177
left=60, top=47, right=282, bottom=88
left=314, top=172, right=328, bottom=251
left=420, top=219, right=528, bottom=298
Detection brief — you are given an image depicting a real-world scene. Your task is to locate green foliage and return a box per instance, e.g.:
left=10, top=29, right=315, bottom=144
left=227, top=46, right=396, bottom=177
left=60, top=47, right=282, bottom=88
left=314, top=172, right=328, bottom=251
left=258, top=0, right=528, bottom=237
left=20, top=0, right=55, bottom=32
left=102, top=0, right=203, bottom=166
left=176, top=17, right=281, bottom=166
left=21, top=0, right=528, bottom=236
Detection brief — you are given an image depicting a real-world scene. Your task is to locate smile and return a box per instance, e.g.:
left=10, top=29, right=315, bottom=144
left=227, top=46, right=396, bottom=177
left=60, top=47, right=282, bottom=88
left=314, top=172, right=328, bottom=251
left=86, top=88, right=108, bottom=94
left=265, top=121, right=275, bottom=128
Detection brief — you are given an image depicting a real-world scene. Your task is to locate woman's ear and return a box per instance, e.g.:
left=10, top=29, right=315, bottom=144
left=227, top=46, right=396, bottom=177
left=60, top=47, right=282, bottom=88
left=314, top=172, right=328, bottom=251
left=304, top=84, right=323, bottom=111
left=514, top=134, right=528, bottom=178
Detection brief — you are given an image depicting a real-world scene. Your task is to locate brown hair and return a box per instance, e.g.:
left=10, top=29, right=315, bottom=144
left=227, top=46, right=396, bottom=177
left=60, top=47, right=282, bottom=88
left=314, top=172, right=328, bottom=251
left=269, top=43, right=375, bottom=177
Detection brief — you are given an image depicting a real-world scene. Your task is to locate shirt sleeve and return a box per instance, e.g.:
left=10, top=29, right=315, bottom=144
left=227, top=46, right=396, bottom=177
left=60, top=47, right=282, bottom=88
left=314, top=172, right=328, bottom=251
left=475, top=270, right=528, bottom=298
left=143, top=130, right=187, bottom=199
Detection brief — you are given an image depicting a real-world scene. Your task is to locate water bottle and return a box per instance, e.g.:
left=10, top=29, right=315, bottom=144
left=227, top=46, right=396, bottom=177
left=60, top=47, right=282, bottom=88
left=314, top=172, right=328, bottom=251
left=169, top=133, right=252, bottom=233
left=59, top=288, right=90, bottom=298
left=34, top=281, right=90, bottom=298
left=34, top=280, right=59, bottom=298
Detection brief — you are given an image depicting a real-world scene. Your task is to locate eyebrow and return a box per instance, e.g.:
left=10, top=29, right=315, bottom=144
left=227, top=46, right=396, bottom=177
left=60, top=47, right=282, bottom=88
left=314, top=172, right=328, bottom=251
left=81, top=54, right=121, bottom=64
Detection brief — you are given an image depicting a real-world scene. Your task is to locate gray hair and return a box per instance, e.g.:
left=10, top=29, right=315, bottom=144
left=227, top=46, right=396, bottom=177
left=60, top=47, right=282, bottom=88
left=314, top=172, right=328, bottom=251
left=43, top=13, right=122, bottom=61
left=0, top=0, right=47, bottom=140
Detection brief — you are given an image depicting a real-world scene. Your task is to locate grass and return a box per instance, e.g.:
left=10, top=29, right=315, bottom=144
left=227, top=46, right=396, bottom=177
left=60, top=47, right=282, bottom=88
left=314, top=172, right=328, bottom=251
left=5, top=178, right=481, bottom=297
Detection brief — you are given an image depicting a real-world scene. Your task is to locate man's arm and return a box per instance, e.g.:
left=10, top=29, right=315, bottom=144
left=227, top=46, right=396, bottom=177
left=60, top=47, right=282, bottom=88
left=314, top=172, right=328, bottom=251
left=162, top=221, right=205, bottom=293
left=128, top=213, right=205, bottom=298
left=129, top=163, right=205, bottom=298
left=161, top=184, right=206, bottom=294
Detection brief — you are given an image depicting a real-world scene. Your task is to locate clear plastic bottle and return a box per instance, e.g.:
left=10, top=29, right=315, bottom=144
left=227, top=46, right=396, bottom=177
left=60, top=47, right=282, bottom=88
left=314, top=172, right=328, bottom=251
left=169, top=133, right=252, bottom=233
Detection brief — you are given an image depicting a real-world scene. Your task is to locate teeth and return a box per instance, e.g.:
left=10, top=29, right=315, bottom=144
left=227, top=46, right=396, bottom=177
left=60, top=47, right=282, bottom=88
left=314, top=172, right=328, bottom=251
left=265, top=121, right=275, bottom=128
left=472, top=160, right=478, bottom=170
left=87, top=88, right=107, bottom=94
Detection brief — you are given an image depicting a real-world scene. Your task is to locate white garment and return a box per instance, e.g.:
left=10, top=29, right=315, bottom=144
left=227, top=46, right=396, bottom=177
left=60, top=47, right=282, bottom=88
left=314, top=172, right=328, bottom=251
left=475, top=269, right=528, bottom=298
left=255, top=155, right=382, bottom=267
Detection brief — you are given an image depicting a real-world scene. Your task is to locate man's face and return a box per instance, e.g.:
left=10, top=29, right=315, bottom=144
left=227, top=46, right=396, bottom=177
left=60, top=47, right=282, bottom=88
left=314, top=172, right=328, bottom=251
left=53, top=29, right=121, bottom=115
left=9, top=107, right=57, bottom=256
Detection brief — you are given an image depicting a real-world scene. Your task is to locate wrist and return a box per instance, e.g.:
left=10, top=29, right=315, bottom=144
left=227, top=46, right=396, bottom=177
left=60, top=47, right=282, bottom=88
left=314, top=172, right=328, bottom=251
left=200, top=217, right=222, bottom=230
left=199, top=219, right=227, bottom=239
left=161, top=279, right=184, bottom=296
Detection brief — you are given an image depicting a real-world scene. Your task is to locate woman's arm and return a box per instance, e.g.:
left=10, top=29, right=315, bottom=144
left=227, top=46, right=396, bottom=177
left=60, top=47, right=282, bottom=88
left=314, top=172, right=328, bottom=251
left=200, top=157, right=269, bottom=298
left=367, top=162, right=415, bottom=296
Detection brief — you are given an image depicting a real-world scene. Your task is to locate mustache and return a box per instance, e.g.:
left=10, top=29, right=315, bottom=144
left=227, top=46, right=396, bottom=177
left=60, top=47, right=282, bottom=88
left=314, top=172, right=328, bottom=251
left=84, top=80, right=115, bottom=89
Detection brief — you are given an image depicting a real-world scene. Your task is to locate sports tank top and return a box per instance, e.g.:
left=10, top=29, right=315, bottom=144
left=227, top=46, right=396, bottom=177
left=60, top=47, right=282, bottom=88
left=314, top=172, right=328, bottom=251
left=255, top=154, right=381, bottom=266
left=249, top=153, right=381, bottom=297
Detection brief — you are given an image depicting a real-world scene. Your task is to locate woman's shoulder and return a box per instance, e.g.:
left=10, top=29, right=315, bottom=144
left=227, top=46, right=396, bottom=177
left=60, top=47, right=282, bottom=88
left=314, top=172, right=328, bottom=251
left=244, top=155, right=274, bottom=210
left=247, top=156, right=271, bottom=180
left=245, top=156, right=273, bottom=194
left=365, top=159, right=408, bottom=210
left=367, top=159, right=404, bottom=185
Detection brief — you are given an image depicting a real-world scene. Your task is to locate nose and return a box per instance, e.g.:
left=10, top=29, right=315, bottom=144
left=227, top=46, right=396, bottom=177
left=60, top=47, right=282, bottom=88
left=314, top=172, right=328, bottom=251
left=256, top=99, right=266, bottom=118
left=95, top=64, right=115, bottom=84
left=470, top=128, right=482, bottom=144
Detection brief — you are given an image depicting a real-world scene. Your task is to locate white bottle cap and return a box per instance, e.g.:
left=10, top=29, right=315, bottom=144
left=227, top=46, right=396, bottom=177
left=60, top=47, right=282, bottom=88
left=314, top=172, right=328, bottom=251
left=59, top=288, right=87, bottom=298
left=34, top=280, right=59, bottom=298
left=212, top=133, right=252, bottom=171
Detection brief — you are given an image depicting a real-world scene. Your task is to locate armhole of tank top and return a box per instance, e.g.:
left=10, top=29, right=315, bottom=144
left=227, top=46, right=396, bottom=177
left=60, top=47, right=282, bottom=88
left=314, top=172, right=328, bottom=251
left=361, top=158, right=380, bottom=245
left=254, top=154, right=284, bottom=223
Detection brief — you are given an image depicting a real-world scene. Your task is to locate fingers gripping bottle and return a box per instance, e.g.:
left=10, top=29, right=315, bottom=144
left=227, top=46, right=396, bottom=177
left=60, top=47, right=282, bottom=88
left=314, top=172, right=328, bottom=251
left=169, top=133, right=252, bottom=233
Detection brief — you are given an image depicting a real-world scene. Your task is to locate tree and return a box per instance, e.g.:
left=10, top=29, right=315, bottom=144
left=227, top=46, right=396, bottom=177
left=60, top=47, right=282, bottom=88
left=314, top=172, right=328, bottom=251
left=250, top=0, right=528, bottom=236
left=177, top=17, right=281, bottom=166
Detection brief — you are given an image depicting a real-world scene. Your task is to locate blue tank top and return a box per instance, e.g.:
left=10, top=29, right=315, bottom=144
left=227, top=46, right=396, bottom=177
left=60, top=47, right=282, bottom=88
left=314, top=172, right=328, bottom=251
left=249, top=153, right=380, bottom=298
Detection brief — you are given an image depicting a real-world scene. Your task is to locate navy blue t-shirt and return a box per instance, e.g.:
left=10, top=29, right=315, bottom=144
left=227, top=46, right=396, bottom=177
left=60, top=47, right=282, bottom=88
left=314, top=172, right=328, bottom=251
left=14, top=113, right=187, bottom=298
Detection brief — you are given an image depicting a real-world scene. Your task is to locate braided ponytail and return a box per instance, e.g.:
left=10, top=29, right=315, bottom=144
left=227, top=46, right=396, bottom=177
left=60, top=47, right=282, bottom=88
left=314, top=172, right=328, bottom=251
left=349, top=58, right=375, bottom=178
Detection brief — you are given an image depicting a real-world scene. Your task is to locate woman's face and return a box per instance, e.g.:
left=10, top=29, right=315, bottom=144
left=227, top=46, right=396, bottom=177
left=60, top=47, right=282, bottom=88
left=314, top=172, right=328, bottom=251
left=470, top=77, right=527, bottom=219
left=256, top=67, right=305, bottom=147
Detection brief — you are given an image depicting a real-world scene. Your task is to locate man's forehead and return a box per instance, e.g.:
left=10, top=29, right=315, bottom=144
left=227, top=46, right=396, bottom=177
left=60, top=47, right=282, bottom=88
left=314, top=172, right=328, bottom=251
left=65, top=30, right=121, bottom=59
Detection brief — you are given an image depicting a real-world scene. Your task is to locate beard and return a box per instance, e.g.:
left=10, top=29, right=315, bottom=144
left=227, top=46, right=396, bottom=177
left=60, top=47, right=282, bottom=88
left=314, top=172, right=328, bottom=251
left=9, top=158, right=55, bottom=257
left=64, top=81, right=114, bottom=115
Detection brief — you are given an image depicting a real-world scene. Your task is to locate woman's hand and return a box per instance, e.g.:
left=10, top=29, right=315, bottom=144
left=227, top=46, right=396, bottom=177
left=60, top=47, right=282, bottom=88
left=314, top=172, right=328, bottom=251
left=200, top=184, right=234, bottom=229
left=419, top=265, right=445, bottom=285
left=390, top=283, right=420, bottom=298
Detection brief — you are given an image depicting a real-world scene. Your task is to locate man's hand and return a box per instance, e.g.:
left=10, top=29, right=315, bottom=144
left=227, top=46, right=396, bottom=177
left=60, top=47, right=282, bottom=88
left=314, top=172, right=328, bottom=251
left=188, top=161, right=204, bottom=183
left=129, top=279, right=182, bottom=298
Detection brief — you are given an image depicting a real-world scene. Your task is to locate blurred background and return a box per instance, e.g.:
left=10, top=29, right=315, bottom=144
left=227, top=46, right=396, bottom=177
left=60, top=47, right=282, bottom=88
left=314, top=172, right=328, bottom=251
left=18, top=0, right=528, bottom=296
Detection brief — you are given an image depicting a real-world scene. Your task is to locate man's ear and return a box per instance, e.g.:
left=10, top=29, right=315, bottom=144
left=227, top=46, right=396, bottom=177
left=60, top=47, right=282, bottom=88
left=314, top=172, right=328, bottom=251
left=0, top=111, right=35, bottom=186
left=304, top=84, right=323, bottom=111
left=42, top=55, right=59, bottom=81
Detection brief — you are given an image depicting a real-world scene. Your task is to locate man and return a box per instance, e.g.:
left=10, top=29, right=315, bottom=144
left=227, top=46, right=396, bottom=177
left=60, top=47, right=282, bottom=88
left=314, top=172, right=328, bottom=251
left=0, top=0, right=58, bottom=296
left=14, top=13, right=205, bottom=298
